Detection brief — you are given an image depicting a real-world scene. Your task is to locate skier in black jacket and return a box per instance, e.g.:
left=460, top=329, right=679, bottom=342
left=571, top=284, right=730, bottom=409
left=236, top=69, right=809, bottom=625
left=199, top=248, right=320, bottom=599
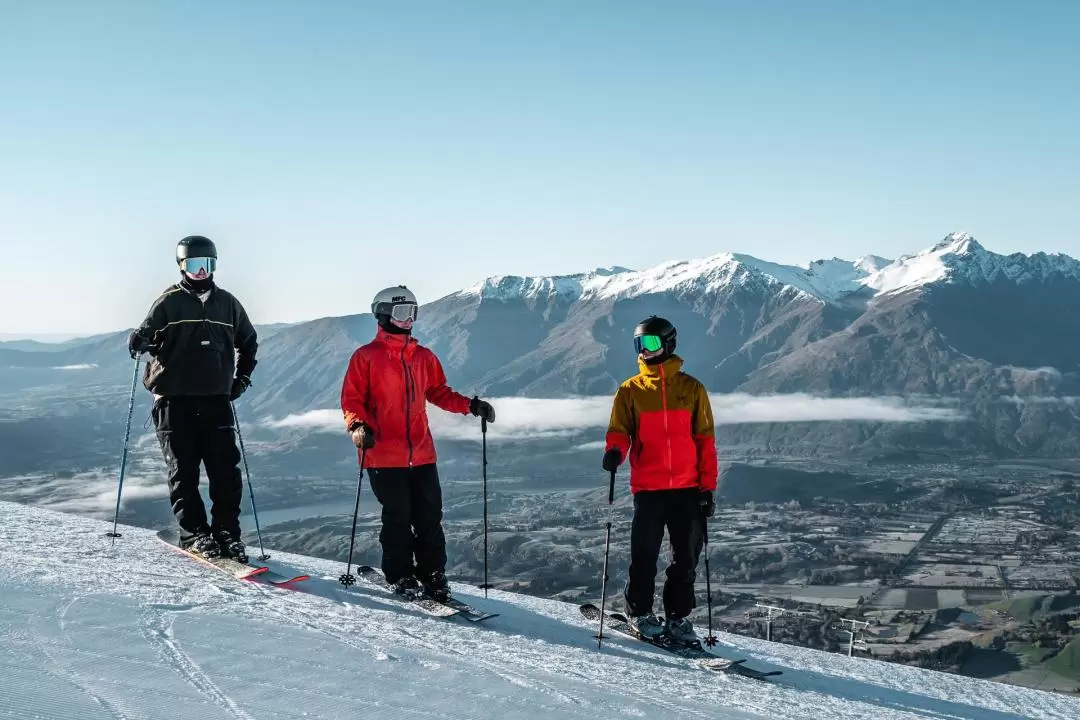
left=128, top=235, right=258, bottom=561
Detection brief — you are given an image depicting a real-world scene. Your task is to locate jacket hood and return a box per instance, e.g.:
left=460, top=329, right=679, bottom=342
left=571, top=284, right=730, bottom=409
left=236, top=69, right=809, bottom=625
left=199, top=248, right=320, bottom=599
left=373, top=327, right=418, bottom=349
left=637, top=354, right=683, bottom=378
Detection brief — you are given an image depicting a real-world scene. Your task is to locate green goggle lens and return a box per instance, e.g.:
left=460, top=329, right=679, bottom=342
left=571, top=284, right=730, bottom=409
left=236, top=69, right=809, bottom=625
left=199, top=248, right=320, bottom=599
left=635, top=334, right=663, bottom=353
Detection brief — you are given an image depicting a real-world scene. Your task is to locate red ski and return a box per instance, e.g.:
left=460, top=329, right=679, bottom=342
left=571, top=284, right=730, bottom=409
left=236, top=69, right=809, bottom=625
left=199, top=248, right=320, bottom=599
left=156, top=529, right=308, bottom=586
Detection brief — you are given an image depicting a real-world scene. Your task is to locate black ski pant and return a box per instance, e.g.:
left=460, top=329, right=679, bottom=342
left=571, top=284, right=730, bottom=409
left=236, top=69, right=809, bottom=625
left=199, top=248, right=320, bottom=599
left=152, top=395, right=243, bottom=544
left=366, top=464, right=446, bottom=585
left=624, top=487, right=705, bottom=620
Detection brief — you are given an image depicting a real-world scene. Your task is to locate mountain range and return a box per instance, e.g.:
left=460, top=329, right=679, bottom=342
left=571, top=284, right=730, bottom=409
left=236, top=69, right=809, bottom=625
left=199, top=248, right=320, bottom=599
left=4, top=232, right=1078, bottom=457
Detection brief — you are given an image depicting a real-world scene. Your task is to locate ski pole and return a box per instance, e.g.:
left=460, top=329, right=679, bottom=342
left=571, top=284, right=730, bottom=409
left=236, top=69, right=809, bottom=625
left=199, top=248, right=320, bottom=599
left=702, top=518, right=718, bottom=647
left=233, top=402, right=269, bottom=561
left=597, top=467, right=617, bottom=650
left=480, top=416, right=491, bottom=598
left=106, top=357, right=140, bottom=541
left=340, top=449, right=367, bottom=587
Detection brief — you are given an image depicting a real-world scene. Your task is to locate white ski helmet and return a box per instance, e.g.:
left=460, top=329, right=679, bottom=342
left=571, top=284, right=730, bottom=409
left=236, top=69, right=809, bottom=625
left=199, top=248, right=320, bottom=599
left=371, top=285, right=419, bottom=325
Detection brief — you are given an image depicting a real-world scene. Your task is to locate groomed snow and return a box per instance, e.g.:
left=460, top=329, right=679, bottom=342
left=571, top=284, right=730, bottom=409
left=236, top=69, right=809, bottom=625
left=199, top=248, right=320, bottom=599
left=1, top=500, right=1077, bottom=719
left=457, top=233, right=1080, bottom=306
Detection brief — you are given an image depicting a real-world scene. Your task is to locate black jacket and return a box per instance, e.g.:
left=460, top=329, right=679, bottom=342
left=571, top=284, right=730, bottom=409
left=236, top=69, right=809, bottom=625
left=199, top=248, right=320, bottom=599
left=135, top=281, right=258, bottom=397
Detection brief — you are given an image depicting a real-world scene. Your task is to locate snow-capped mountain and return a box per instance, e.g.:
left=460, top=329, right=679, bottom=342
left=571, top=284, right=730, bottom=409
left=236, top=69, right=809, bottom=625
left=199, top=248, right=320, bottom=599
left=465, top=249, right=879, bottom=305
left=418, top=233, right=1080, bottom=456
left=462, top=232, right=1080, bottom=307
left=862, top=232, right=1080, bottom=296
left=4, top=233, right=1079, bottom=457
left=4, top=499, right=1078, bottom=720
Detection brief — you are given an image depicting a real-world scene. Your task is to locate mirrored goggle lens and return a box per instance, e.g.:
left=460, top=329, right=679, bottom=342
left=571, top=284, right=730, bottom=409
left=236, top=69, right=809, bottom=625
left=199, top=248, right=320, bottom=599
left=180, top=257, right=216, bottom=275
left=390, top=303, right=418, bottom=322
left=635, top=334, right=664, bottom=353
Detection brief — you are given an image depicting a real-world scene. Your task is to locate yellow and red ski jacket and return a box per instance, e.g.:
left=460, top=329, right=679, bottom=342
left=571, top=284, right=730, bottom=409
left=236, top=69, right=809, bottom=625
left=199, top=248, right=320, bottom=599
left=605, top=355, right=718, bottom=494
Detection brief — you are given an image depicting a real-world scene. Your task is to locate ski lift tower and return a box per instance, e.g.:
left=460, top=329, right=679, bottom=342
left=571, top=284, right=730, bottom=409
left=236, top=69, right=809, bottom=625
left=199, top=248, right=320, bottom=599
left=746, top=603, right=786, bottom=642
left=838, top=618, right=870, bottom=657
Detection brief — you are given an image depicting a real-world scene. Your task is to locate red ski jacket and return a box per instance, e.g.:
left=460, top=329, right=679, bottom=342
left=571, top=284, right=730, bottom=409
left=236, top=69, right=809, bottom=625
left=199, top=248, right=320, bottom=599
left=341, top=328, right=472, bottom=468
left=605, top=355, right=718, bottom=494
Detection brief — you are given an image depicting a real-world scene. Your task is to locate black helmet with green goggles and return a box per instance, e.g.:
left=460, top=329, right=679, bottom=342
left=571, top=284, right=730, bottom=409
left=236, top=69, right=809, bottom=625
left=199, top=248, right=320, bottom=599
left=633, top=316, right=677, bottom=363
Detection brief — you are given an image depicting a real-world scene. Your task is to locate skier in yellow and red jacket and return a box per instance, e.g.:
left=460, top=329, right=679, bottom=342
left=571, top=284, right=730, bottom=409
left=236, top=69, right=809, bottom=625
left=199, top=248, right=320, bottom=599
left=602, top=315, right=717, bottom=644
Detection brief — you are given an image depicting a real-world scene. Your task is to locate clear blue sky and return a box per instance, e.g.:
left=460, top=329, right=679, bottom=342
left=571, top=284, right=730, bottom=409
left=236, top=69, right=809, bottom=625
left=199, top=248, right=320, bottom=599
left=1, top=0, right=1077, bottom=336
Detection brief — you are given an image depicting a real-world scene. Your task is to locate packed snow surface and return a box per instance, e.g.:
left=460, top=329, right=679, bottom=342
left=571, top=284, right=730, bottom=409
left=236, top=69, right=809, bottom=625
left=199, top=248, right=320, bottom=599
left=462, top=232, right=1080, bottom=304
left=2, top=500, right=1078, bottom=719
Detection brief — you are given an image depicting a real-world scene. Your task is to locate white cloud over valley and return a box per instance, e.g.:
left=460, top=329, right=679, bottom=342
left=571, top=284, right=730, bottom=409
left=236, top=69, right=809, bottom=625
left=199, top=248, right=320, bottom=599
left=262, top=394, right=964, bottom=442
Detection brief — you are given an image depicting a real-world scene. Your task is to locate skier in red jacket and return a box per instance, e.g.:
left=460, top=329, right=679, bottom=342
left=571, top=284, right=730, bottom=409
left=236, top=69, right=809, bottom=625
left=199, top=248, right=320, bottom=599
left=341, top=285, right=495, bottom=601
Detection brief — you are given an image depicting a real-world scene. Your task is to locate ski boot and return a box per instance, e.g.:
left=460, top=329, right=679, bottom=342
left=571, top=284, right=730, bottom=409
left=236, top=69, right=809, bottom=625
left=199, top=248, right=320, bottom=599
left=391, top=576, right=422, bottom=600
left=215, top=530, right=248, bottom=563
left=184, top=529, right=221, bottom=559
left=421, top=570, right=451, bottom=603
left=627, top=613, right=665, bottom=640
left=665, top=616, right=699, bottom=645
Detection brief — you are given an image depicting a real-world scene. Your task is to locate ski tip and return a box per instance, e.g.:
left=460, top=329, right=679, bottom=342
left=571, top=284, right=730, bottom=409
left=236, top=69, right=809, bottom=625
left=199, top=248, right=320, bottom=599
left=265, top=574, right=310, bottom=585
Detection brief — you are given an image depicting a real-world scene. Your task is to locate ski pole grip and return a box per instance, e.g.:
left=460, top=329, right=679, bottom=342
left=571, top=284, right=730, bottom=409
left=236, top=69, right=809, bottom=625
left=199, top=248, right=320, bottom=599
left=481, top=417, right=487, bottom=434
left=607, top=469, right=616, bottom=504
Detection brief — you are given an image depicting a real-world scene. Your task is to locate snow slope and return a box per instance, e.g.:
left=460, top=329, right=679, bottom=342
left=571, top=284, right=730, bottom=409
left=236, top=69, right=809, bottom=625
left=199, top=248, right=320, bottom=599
left=3, top=500, right=1078, bottom=720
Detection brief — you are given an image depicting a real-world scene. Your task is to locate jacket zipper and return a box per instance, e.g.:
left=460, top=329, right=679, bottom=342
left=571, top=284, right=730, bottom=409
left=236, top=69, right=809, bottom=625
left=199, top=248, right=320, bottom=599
left=660, top=363, right=673, bottom=488
left=401, top=347, right=414, bottom=467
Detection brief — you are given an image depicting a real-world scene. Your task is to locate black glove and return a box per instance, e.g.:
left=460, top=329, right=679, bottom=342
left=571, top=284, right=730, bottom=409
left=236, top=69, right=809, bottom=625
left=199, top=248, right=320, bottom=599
left=230, top=375, right=251, bottom=401
left=602, top=449, right=622, bottom=473
left=699, top=490, right=715, bottom=519
left=349, top=421, right=376, bottom=449
left=470, top=396, right=495, bottom=423
left=127, top=330, right=152, bottom=359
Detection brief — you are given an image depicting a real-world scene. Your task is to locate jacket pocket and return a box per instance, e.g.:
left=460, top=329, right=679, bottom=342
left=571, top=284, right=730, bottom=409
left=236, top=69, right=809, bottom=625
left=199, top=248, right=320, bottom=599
left=144, top=358, right=166, bottom=390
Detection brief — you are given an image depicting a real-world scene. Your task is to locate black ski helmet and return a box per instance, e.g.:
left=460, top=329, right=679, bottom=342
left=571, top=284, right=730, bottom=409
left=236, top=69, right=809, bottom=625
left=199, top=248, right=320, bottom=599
left=633, top=315, right=677, bottom=361
left=176, top=235, right=218, bottom=265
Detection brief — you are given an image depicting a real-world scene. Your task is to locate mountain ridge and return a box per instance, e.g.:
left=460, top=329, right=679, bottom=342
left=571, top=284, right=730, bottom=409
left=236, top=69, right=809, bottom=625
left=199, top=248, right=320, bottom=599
left=4, top=233, right=1078, bottom=457
left=455, top=232, right=1080, bottom=307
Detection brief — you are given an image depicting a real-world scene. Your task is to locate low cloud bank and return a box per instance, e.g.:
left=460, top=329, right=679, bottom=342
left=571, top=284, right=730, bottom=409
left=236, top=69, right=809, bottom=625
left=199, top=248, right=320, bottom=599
left=1001, top=396, right=1080, bottom=405
left=262, top=394, right=964, bottom=441
left=1, top=468, right=167, bottom=516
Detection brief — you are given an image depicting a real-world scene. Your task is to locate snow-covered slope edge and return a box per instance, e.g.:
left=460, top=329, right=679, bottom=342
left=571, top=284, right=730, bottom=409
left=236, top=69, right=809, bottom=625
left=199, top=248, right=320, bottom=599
left=2, top=500, right=1076, bottom=720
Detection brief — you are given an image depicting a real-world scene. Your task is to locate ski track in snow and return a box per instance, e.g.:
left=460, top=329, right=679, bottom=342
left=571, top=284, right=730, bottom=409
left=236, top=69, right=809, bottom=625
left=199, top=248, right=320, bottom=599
left=140, top=602, right=256, bottom=720
left=2, top=501, right=1080, bottom=720
left=49, top=597, right=136, bottom=720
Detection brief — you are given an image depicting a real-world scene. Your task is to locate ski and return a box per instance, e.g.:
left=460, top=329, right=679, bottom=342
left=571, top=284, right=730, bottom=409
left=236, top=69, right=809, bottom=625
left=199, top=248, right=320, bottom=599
left=351, top=565, right=459, bottom=617
left=259, top=569, right=311, bottom=586
left=579, top=603, right=782, bottom=681
left=156, top=529, right=309, bottom=587
left=157, top=529, right=268, bottom=580
left=437, top=595, right=499, bottom=623
left=353, top=565, right=498, bottom=622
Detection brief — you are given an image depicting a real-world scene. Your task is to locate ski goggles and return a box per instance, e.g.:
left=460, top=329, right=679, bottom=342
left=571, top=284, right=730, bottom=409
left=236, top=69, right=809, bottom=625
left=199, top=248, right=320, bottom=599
left=389, top=303, right=418, bottom=323
left=634, top=334, right=664, bottom=354
left=179, top=257, right=216, bottom=276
